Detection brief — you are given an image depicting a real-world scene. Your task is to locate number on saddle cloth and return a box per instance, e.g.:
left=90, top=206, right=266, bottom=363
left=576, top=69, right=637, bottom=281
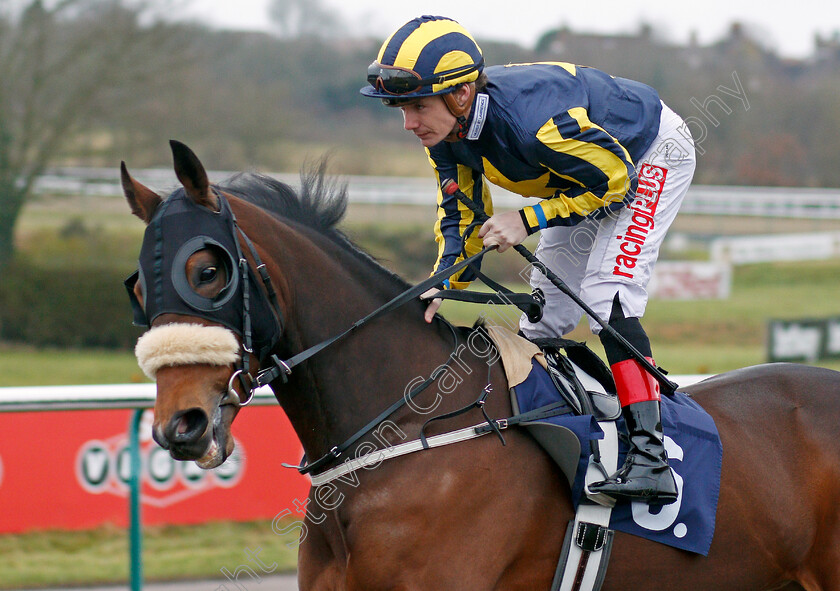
left=513, top=336, right=724, bottom=558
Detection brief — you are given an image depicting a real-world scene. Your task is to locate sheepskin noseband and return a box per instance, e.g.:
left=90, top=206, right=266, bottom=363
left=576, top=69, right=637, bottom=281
left=135, top=323, right=240, bottom=380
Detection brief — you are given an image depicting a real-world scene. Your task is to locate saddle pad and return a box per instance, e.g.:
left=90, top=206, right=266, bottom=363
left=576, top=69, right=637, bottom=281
left=514, top=360, right=722, bottom=556
left=513, top=359, right=605, bottom=500
left=607, top=392, right=722, bottom=556
left=485, top=324, right=547, bottom=386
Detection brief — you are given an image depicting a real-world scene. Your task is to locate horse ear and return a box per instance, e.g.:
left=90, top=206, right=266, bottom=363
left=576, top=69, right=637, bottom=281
left=121, top=161, right=162, bottom=224
left=170, top=140, right=219, bottom=211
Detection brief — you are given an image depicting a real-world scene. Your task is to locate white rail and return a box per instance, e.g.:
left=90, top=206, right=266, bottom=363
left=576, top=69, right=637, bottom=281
left=0, top=377, right=712, bottom=408
left=0, top=383, right=277, bottom=412
left=34, top=167, right=840, bottom=219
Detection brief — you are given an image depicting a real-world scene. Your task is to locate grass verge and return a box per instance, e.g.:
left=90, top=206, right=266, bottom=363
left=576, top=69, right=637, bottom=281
left=0, top=520, right=299, bottom=589
left=0, top=347, right=146, bottom=387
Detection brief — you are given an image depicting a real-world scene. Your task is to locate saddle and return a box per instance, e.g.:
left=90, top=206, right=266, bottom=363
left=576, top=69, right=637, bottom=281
left=485, top=325, right=723, bottom=590
left=483, top=325, right=619, bottom=486
left=485, top=324, right=624, bottom=591
left=532, top=336, right=620, bottom=422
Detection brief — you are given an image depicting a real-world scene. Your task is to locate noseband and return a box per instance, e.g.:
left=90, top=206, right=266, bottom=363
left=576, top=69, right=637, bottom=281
left=134, top=323, right=240, bottom=380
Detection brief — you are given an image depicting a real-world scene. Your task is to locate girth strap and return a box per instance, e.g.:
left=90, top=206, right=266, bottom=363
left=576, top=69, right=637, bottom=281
left=307, top=399, right=576, bottom=487
left=473, top=400, right=573, bottom=435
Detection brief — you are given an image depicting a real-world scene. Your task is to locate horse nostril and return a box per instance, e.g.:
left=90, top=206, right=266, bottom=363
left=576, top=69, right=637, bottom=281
left=164, top=408, right=209, bottom=444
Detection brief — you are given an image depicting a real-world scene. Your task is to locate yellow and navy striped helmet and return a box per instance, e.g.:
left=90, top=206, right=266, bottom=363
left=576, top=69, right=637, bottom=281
left=361, top=15, right=483, bottom=101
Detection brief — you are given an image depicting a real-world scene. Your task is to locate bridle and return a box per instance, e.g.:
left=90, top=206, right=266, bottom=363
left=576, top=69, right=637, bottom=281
left=218, top=223, right=285, bottom=407
left=127, top=188, right=542, bottom=476
left=125, top=187, right=285, bottom=408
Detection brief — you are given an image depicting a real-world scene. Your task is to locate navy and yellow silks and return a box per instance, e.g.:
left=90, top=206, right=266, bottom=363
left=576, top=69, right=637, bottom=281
left=428, top=62, right=663, bottom=289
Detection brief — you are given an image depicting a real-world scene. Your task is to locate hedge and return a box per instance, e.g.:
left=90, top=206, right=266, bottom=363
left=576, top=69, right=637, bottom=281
left=0, top=261, right=143, bottom=350
left=0, top=223, right=535, bottom=350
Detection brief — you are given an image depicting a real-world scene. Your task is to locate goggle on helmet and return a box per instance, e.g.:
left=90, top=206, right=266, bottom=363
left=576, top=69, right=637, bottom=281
left=360, top=15, right=484, bottom=104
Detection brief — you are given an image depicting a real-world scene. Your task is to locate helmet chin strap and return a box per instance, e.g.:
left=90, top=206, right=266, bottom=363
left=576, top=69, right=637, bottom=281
left=443, top=84, right=474, bottom=139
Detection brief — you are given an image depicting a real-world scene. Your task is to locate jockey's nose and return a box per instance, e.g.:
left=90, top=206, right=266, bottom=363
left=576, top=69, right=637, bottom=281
left=403, top=109, right=419, bottom=131
left=161, top=407, right=209, bottom=455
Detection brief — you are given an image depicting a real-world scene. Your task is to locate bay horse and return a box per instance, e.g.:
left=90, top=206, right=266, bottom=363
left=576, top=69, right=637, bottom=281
left=122, top=141, right=840, bottom=590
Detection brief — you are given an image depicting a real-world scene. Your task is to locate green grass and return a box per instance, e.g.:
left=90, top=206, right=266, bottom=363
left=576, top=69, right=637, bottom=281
left=437, top=257, right=840, bottom=375
left=0, top=347, right=146, bottom=387
left=0, top=520, right=299, bottom=589
left=4, top=259, right=840, bottom=384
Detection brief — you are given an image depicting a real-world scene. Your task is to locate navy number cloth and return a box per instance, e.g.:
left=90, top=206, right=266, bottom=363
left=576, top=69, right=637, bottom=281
left=514, top=360, right=723, bottom=555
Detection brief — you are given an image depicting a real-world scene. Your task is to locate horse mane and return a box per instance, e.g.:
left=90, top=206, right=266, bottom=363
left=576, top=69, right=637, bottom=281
left=216, top=162, right=411, bottom=291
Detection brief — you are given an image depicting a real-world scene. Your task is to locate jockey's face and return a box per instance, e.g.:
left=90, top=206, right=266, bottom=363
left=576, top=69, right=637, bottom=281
left=399, top=96, right=459, bottom=147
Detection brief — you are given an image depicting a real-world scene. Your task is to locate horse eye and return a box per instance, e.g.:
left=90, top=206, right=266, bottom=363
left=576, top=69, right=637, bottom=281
left=199, top=266, right=218, bottom=283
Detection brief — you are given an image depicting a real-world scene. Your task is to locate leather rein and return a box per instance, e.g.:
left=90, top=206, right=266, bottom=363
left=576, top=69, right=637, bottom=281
left=252, top=245, right=508, bottom=477
left=226, top=225, right=543, bottom=478
left=208, top=192, right=543, bottom=477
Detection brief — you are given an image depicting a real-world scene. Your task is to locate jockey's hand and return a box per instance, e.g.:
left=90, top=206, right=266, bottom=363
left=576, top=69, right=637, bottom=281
left=420, top=288, right=443, bottom=323
left=478, top=210, right=528, bottom=253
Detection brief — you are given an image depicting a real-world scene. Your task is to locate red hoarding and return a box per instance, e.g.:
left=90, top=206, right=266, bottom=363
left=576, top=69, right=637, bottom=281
left=0, top=406, right=309, bottom=533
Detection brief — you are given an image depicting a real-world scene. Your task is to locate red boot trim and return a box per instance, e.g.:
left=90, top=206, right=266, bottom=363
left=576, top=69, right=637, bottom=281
left=611, top=357, right=660, bottom=406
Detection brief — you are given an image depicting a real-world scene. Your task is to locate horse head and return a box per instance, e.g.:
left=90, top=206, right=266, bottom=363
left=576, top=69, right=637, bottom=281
left=122, top=140, right=282, bottom=468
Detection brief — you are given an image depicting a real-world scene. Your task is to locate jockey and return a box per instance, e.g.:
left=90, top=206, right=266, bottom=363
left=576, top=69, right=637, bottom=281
left=360, top=15, right=696, bottom=505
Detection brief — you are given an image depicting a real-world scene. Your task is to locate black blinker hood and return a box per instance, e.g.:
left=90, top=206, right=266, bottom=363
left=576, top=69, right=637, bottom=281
left=125, top=187, right=281, bottom=362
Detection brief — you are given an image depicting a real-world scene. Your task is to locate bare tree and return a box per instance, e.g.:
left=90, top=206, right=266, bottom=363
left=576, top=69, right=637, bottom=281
left=0, top=0, right=191, bottom=267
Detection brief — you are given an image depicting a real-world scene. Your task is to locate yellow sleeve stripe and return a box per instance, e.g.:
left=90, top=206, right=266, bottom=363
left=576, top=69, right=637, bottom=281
left=454, top=166, right=493, bottom=256
left=522, top=204, right=559, bottom=231
left=539, top=197, right=573, bottom=222
left=566, top=107, right=633, bottom=163
left=503, top=61, right=577, bottom=76
left=522, top=206, right=540, bottom=229
left=428, top=161, right=492, bottom=287
left=536, top=111, right=633, bottom=216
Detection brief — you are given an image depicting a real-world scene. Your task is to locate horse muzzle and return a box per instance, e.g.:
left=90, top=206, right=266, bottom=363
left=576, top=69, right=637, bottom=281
left=153, top=403, right=236, bottom=468
left=159, top=407, right=209, bottom=454
left=137, top=322, right=244, bottom=468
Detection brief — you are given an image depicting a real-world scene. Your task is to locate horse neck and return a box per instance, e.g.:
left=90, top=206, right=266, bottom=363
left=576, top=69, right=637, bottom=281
left=263, top=219, right=467, bottom=460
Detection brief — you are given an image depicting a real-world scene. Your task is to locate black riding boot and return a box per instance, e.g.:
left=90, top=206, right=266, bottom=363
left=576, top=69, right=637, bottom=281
left=591, top=294, right=677, bottom=505
left=589, top=399, right=678, bottom=505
